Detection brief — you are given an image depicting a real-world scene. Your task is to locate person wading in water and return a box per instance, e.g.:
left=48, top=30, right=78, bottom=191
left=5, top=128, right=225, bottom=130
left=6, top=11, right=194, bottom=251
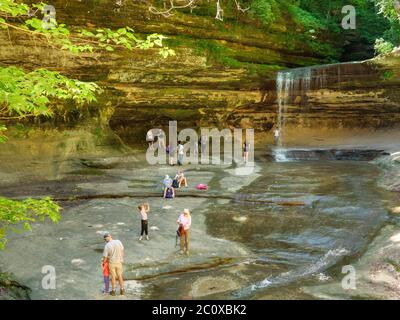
left=177, top=209, right=192, bottom=256
left=274, top=128, right=280, bottom=145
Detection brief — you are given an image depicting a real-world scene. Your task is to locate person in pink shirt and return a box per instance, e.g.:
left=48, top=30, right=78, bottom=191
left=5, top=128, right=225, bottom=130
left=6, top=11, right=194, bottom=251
left=177, top=208, right=192, bottom=256
left=138, top=203, right=150, bottom=241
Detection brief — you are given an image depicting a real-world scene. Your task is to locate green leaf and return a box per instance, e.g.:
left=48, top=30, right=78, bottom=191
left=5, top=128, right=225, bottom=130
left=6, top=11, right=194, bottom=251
left=23, top=222, right=32, bottom=231
left=80, top=30, right=95, bottom=37
left=117, top=28, right=127, bottom=35
left=0, top=196, right=62, bottom=249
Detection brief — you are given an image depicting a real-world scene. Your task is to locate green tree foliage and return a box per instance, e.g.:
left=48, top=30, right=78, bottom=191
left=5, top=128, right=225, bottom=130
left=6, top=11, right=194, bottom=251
left=0, top=0, right=176, bottom=57
left=0, top=197, right=61, bottom=249
left=0, top=67, right=100, bottom=121
left=249, top=0, right=279, bottom=26
left=374, top=0, right=400, bottom=21
left=0, top=0, right=177, bottom=248
left=0, top=124, right=6, bottom=142
left=245, top=0, right=392, bottom=59
left=372, top=0, right=400, bottom=54
left=0, top=65, right=90, bottom=248
left=0, top=0, right=29, bottom=16
left=374, top=37, right=395, bottom=55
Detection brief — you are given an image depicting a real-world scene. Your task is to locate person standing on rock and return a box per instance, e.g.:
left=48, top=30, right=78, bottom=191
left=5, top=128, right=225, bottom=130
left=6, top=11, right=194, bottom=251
left=146, top=130, right=154, bottom=150
left=273, top=128, right=280, bottom=145
left=157, top=129, right=166, bottom=150
left=201, top=134, right=208, bottom=155
left=177, top=209, right=192, bottom=256
left=138, top=203, right=150, bottom=241
left=243, top=141, right=250, bottom=163
left=103, top=233, right=125, bottom=296
left=177, top=141, right=185, bottom=166
left=101, top=257, right=110, bottom=295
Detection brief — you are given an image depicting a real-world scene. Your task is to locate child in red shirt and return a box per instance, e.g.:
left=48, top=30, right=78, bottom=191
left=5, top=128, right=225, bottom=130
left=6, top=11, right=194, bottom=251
left=102, top=259, right=110, bottom=294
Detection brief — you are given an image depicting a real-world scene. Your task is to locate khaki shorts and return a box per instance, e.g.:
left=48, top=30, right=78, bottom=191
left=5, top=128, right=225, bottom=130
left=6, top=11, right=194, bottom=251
left=109, top=262, right=123, bottom=279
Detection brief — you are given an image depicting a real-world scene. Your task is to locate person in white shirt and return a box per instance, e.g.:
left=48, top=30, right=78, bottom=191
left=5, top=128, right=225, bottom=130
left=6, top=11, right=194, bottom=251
left=177, top=208, right=192, bottom=256
left=103, top=233, right=125, bottom=296
left=177, top=141, right=184, bottom=166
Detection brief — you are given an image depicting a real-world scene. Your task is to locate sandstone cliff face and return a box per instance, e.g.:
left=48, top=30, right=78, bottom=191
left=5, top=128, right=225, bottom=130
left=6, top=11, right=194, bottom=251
left=0, top=0, right=331, bottom=145
left=230, top=56, right=400, bottom=146
left=0, top=0, right=399, bottom=148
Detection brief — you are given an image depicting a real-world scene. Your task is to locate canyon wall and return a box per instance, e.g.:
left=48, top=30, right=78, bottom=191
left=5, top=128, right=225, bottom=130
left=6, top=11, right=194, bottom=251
left=239, top=56, right=400, bottom=147
left=0, top=0, right=399, bottom=148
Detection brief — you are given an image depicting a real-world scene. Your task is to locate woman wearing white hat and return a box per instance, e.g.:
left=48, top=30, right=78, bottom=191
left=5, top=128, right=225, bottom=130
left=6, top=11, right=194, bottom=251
left=177, top=209, right=192, bottom=256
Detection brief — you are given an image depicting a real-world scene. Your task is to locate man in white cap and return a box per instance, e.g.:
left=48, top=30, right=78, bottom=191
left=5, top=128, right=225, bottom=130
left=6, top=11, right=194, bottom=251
left=103, top=233, right=125, bottom=296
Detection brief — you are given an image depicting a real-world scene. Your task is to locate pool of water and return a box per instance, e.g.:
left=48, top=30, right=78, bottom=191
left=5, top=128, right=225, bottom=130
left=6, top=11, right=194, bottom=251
left=0, top=152, right=397, bottom=300
left=145, top=160, right=396, bottom=299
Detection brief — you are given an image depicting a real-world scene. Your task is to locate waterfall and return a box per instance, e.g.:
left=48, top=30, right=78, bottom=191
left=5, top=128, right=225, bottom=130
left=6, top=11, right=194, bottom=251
left=272, top=61, right=373, bottom=162
left=276, top=67, right=312, bottom=147
left=274, top=65, right=334, bottom=161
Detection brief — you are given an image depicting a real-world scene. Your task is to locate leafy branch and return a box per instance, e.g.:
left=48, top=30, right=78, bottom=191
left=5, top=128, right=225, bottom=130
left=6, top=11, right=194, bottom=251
left=0, top=1, right=177, bottom=249
left=0, top=124, right=6, bottom=143
left=0, top=0, right=176, bottom=57
left=0, top=66, right=100, bottom=121
left=0, top=197, right=61, bottom=249
left=149, top=0, right=197, bottom=18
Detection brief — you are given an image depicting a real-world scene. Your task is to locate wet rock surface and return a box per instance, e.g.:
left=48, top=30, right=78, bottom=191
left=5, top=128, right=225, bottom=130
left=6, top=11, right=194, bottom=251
left=0, top=150, right=258, bottom=299
left=1, top=146, right=400, bottom=299
left=303, top=225, right=400, bottom=300
left=272, top=148, right=389, bottom=162
left=376, top=151, right=400, bottom=192
left=0, top=273, right=31, bottom=300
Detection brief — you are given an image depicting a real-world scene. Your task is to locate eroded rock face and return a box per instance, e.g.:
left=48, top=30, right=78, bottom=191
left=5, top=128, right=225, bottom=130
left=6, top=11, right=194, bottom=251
left=230, top=57, right=400, bottom=146
left=0, top=0, right=332, bottom=146
left=0, top=0, right=399, bottom=148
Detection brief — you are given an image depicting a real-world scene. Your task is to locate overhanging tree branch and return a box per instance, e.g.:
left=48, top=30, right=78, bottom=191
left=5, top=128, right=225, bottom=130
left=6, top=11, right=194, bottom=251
left=148, top=0, right=197, bottom=18
left=234, top=0, right=250, bottom=13
left=148, top=0, right=251, bottom=21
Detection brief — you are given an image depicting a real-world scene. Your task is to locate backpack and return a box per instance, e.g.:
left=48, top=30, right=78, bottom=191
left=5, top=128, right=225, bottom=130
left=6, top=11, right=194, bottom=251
left=196, top=183, right=208, bottom=190
left=175, top=225, right=185, bottom=247
left=165, top=187, right=174, bottom=198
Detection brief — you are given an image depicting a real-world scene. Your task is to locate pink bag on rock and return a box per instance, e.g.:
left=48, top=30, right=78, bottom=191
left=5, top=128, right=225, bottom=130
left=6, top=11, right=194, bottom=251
left=196, top=184, right=208, bottom=190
